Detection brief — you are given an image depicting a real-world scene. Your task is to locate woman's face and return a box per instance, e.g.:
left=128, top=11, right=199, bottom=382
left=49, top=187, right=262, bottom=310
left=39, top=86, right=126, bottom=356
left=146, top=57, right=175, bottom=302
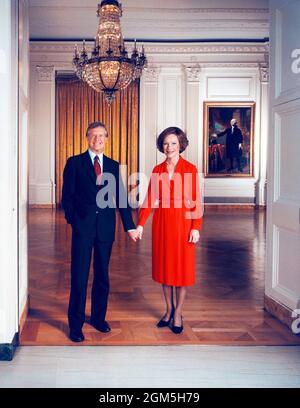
left=163, top=134, right=180, bottom=160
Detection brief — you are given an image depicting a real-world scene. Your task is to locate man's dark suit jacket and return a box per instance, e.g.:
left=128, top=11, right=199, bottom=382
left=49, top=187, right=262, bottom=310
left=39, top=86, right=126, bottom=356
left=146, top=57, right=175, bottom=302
left=217, top=126, right=243, bottom=159
left=61, top=150, right=135, bottom=241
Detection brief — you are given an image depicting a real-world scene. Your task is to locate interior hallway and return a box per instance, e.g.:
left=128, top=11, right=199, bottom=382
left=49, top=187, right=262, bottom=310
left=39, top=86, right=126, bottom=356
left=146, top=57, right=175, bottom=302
left=21, top=208, right=300, bottom=346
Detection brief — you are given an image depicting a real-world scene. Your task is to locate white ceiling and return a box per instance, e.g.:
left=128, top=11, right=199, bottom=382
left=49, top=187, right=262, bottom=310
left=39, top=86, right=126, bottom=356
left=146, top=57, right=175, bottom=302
left=29, top=0, right=270, bottom=41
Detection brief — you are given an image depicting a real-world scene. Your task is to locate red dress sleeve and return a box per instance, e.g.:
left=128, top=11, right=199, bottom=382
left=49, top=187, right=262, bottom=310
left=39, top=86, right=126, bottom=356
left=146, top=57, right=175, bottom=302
left=138, top=167, right=159, bottom=227
left=190, top=165, right=203, bottom=231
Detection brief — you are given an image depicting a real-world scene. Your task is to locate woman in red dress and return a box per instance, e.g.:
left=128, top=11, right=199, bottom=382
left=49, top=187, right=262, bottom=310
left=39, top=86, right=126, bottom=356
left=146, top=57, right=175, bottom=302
left=136, top=127, right=203, bottom=334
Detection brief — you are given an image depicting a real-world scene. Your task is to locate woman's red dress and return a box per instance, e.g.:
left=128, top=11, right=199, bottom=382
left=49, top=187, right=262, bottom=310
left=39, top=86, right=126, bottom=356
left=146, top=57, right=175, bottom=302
left=138, top=156, right=202, bottom=287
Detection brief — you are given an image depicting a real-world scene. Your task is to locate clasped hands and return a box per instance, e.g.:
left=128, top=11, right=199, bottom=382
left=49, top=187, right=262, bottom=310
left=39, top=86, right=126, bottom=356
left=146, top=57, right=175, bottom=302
left=128, top=226, right=200, bottom=243
left=127, top=226, right=143, bottom=242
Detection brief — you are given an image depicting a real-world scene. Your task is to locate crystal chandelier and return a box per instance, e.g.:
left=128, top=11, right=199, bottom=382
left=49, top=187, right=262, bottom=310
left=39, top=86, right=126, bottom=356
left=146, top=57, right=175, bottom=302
left=73, top=0, right=147, bottom=104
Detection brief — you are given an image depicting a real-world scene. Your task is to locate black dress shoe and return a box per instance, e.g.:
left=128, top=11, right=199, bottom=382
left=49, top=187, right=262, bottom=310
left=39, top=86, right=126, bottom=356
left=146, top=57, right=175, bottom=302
left=69, top=329, right=85, bottom=342
left=156, top=309, right=174, bottom=328
left=171, top=316, right=184, bottom=334
left=91, top=320, right=111, bottom=333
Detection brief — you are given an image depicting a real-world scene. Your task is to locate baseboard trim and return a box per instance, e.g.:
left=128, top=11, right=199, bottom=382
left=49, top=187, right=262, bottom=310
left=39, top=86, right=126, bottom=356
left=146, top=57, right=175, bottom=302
left=264, top=295, right=300, bottom=336
left=204, top=197, right=255, bottom=204
left=29, top=204, right=55, bottom=209
left=0, top=333, right=19, bottom=361
left=204, top=204, right=265, bottom=211
left=28, top=204, right=266, bottom=211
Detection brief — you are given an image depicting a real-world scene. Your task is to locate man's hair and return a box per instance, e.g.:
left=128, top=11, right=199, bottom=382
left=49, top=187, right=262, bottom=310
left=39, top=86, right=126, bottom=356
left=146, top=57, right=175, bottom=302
left=86, top=121, right=108, bottom=137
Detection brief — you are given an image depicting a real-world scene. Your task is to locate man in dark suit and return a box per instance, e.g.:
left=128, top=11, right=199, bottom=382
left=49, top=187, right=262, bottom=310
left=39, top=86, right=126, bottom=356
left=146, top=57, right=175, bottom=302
left=62, top=121, right=138, bottom=342
left=217, top=118, right=244, bottom=171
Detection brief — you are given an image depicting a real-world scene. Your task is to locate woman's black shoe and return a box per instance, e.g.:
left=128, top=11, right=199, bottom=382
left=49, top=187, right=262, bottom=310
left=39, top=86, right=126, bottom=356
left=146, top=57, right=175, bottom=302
left=171, top=316, right=183, bottom=334
left=156, top=309, right=174, bottom=328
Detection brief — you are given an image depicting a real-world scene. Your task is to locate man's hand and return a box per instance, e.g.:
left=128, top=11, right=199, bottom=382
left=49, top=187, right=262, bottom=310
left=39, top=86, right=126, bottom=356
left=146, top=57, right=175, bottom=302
left=127, top=230, right=139, bottom=242
left=188, top=229, right=200, bottom=244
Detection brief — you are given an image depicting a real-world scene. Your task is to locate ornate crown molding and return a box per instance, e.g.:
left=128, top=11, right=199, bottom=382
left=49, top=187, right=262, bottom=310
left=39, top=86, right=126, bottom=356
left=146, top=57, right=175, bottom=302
left=143, top=67, right=160, bottom=82
left=30, top=42, right=269, bottom=55
left=31, top=43, right=85, bottom=54
left=144, top=44, right=269, bottom=55
left=36, top=66, right=54, bottom=82
left=30, top=43, right=269, bottom=73
left=184, top=66, right=201, bottom=82
left=201, top=62, right=259, bottom=68
left=259, top=63, right=269, bottom=83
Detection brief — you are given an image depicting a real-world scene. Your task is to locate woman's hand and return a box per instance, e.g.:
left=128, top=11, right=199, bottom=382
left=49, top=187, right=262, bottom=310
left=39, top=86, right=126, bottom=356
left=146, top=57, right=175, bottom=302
left=136, top=225, right=144, bottom=240
left=127, top=230, right=139, bottom=242
left=188, top=229, right=200, bottom=244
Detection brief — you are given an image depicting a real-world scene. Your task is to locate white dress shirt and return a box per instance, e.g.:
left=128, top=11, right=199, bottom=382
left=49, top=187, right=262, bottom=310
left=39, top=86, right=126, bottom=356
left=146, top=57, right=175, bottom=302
left=88, top=149, right=135, bottom=233
left=88, top=149, right=103, bottom=169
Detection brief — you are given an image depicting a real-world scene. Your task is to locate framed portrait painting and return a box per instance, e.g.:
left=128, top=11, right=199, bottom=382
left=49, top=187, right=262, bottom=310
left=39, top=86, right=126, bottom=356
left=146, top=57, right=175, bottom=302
left=203, top=102, right=255, bottom=177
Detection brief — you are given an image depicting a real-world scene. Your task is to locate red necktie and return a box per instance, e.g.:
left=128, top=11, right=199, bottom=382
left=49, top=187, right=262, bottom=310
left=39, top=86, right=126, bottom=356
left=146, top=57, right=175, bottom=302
left=94, top=156, right=102, bottom=177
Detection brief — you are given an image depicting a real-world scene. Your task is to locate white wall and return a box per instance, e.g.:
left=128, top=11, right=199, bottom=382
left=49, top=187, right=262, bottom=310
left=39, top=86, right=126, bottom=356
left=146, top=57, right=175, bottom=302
left=0, top=0, right=19, bottom=344
left=19, top=0, right=30, bottom=318
left=29, top=64, right=55, bottom=205
left=266, top=0, right=300, bottom=313
left=139, top=43, right=269, bottom=204
left=29, top=41, right=269, bottom=206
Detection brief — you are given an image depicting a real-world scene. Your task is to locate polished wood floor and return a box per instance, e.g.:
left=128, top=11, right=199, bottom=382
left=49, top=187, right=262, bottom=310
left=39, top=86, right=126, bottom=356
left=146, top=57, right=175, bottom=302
left=21, top=208, right=300, bottom=345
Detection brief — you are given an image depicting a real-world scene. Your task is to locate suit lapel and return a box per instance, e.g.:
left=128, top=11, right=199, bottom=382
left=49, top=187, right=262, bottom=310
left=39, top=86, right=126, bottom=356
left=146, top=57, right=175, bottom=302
left=103, top=154, right=114, bottom=174
left=81, top=150, right=97, bottom=185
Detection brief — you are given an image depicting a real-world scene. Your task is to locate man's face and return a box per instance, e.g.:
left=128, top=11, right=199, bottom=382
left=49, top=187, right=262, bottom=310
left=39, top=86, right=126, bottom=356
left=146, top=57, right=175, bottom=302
left=86, top=126, right=108, bottom=154
left=231, top=119, right=237, bottom=127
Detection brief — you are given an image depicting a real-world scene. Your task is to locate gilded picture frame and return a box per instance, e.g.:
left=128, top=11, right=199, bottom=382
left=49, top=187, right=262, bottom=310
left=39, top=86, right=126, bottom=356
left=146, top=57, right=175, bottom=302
left=203, top=102, right=255, bottom=178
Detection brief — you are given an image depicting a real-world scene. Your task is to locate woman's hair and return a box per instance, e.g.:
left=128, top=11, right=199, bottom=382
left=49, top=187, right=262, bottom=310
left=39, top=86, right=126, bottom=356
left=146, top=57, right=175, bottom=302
left=156, top=126, right=189, bottom=154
